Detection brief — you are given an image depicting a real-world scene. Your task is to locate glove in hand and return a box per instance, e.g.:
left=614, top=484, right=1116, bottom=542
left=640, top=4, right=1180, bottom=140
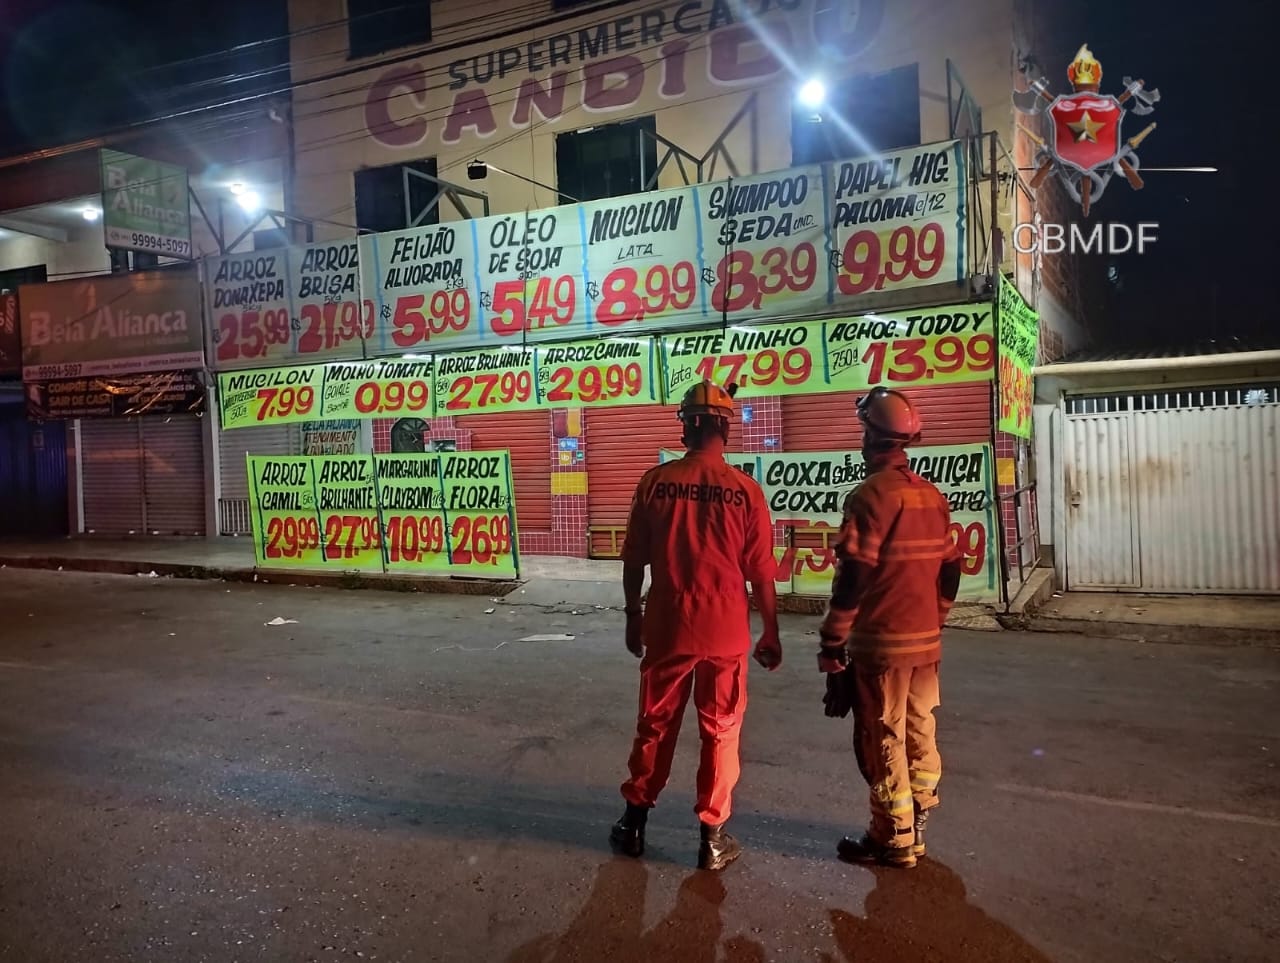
left=823, top=667, right=856, bottom=718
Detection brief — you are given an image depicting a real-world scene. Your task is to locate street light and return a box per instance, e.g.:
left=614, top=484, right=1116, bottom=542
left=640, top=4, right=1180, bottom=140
left=81, top=207, right=100, bottom=221
left=798, top=78, right=827, bottom=110
left=466, top=160, right=578, bottom=202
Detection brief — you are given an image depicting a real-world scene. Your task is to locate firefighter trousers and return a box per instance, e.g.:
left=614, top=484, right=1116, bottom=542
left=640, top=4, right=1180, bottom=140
left=852, top=662, right=942, bottom=849
left=621, top=651, right=748, bottom=826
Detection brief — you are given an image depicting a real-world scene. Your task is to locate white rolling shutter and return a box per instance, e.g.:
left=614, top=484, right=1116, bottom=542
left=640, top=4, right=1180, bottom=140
left=80, top=414, right=206, bottom=535
left=140, top=416, right=206, bottom=535
left=217, top=424, right=298, bottom=534
left=81, top=420, right=145, bottom=536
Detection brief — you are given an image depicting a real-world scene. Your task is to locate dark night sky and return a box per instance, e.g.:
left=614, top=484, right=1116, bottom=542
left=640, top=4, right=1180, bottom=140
left=0, top=0, right=1272, bottom=347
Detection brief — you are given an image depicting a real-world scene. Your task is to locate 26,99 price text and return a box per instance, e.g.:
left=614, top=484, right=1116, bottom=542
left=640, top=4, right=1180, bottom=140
left=449, top=514, right=513, bottom=567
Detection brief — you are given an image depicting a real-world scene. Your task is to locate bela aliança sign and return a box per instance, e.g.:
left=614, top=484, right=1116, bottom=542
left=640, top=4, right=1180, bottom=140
left=100, top=149, right=193, bottom=259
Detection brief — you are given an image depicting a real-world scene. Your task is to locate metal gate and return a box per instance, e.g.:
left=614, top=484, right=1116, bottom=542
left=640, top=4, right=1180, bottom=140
left=1063, top=385, right=1280, bottom=593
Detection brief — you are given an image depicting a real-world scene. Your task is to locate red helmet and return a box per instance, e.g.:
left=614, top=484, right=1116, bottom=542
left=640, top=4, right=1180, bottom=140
left=856, top=387, right=921, bottom=445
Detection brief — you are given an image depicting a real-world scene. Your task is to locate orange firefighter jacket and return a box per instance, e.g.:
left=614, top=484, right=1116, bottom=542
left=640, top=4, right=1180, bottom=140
left=819, top=449, right=964, bottom=667
left=621, top=450, right=776, bottom=659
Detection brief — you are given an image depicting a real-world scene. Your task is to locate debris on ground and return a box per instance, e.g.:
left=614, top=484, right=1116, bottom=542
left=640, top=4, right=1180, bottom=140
left=265, top=617, right=298, bottom=626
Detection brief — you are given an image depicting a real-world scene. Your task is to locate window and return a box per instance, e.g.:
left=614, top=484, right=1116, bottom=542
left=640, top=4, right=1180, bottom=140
left=354, top=158, right=440, bottom=234
left=555, top=116, right=657, bottom=205
left=791, top=64, right=921, bottom=166
left=348, top=0, right=431, bottom=60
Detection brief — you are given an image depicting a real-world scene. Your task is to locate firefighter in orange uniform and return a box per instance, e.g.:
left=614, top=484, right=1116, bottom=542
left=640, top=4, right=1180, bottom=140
left=818, top=388, right=963, bottom=869
left=610, top=380, right=782, bottom=871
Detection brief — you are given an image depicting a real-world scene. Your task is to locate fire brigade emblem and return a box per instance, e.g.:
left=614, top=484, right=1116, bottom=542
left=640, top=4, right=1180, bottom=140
left=1013, top=44, right=1160, bottom=216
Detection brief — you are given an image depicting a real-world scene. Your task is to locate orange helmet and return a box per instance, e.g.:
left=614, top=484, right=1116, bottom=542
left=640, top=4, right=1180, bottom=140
left=856, top=387, right=921, bottom=445
left=678, top=379, right=737, bottom=423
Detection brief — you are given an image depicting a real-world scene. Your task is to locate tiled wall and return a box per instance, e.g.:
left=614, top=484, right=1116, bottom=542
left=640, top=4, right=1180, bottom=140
left=995, top=430, right=1039, bottom=586
left=547, top=408, right=587, bottom=557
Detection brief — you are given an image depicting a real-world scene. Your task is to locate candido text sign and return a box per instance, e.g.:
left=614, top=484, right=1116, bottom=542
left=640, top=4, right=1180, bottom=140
left=246, top=451, right=519, bottom=578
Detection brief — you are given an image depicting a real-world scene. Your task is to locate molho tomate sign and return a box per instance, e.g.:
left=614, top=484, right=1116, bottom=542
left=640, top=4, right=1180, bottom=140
left=362, top=0, right=885, bottom=149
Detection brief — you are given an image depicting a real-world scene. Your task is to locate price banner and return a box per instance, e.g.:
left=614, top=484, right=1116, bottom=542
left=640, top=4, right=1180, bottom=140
left=218, top=358, right=434, bottom=429
left=535, top=338, right=660, bottom=408
left=475, top=210, right=585, bottom=343
left=247, top=451, right=520, bottom=577
left=205, top=242, right=370, bottom=371
left=435, top=346, right=539, bottom=415
left=996, top=275, right=1039, bottom=438
left=292, top=240, right=373, bottom=362
left=247, top=456, right=321, bottom=568
left=827, top=140, right=966, bottom=304
left=821, top=305, right=996, bottom=392
left=581, top=185, right=707, bottom=336
left=318, top=358, right=434, bottom=421
left=438, top=451, right=518, bottom=578
left=312, top=455, right=384, bottom=572
left=359, top=222, right=483, bottom=354
left=757, top=445, right=998, bottom=602
left=375, top=454, right=451, bottom=575
left=660, top=322, right=820, bottom=401
left=698, top=166, right=828, bottom=322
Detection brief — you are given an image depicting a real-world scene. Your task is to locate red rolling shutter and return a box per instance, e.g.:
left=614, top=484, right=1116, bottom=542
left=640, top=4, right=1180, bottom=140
left=585, top=404, right=746, bottom=557
left=454, top=410, right=552, bottom=534
left=782, top=382, right=993, bottom=450
left=586, top=405, right=677, bottom=557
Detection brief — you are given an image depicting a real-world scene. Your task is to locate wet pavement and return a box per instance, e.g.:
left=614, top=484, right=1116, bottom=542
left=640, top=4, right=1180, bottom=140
left=1, top=569, right=1277, bottom=962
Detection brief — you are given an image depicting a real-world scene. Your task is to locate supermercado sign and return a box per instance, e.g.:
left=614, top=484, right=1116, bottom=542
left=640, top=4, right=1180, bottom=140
left=247, top=451, right=519, bottom=578
left=364, top=0, right=886, bottom=150
left=661, top=444, right=999, bottom=602
left=347, top=140, right=965, bottom=357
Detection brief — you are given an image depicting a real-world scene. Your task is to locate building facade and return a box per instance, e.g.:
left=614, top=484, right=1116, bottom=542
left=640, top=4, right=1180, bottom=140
left=4, top=0, right=1093, bottom=606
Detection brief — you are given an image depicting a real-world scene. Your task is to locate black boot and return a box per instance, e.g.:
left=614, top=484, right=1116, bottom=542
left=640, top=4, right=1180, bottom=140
left=610, top=803, right=648, bottom=858
left=912, top=809, right=928, bottom=858
left=836, top=831, right=917, bottom=869
left=697, top=822, right=742, bottom=871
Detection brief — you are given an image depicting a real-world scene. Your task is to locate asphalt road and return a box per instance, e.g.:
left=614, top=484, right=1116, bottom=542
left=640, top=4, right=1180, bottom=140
left=1, top=569, right=1277, bottom=963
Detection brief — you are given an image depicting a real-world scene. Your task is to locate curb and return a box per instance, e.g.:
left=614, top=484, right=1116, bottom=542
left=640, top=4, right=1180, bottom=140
left=0, top=554, right=521, bottom=598
left=1022, top=615, right=1280, bottom=648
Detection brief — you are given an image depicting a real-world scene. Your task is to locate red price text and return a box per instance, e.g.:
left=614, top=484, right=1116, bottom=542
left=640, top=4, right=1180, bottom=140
left=836, top=223, right=946, bottom=296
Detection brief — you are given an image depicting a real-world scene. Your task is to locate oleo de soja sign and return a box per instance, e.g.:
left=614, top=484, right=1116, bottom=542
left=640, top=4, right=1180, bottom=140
left=363, top=0, right=885, bottom=148
left=18, top=270, right=205, bottom=381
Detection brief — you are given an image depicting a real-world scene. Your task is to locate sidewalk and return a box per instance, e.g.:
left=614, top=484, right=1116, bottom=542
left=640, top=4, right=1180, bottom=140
left=1023, top=589, right=1280, bottom=645
left=0, top=536, right=1004, bottom=628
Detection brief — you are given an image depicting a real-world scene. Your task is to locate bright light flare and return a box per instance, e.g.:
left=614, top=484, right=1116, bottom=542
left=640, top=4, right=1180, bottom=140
left=797, top=78, right=826, bottom=109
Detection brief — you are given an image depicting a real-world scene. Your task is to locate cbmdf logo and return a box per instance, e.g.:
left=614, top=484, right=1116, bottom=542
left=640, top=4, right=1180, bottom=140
left=1014, top=45, right=1161, bottom=217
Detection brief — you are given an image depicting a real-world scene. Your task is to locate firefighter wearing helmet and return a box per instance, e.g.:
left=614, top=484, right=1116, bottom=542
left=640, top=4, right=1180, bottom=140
left=818, top=387, right=964, bottom=869
left=611, top=379, right=781, bottom=871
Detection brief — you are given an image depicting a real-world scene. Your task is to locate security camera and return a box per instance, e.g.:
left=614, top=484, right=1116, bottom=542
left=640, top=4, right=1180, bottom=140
left=467, top=160, right=488, bottom=181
